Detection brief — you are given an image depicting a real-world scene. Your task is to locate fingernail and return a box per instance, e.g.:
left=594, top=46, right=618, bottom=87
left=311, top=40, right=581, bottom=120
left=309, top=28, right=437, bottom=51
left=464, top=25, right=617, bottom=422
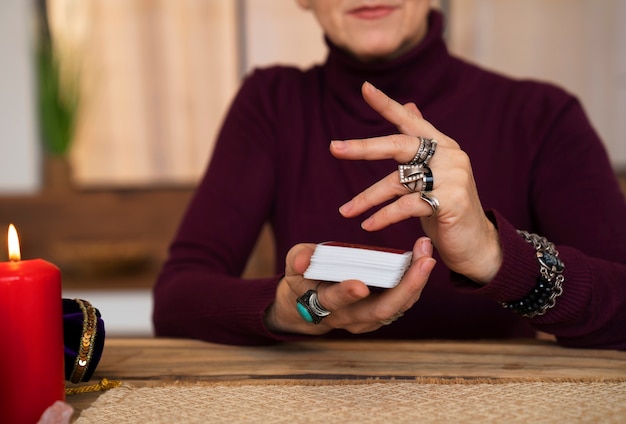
left=330, top=140, right=347, bottom=151
left=363, top=81, right=376, bottom=93
left=361, top=217, right=374, bottom=230
left=339, top=201, right=352, bottom=215
left=419, top=238, right=433, bottom=256
left=419, top=257, right=436, bottom=274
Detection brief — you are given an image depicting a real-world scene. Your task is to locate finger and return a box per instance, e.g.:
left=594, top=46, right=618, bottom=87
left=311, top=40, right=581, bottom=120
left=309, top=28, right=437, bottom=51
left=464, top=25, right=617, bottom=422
left=375, top=238, right=435, bottom=314
left=397, top=237, right=435, bottom=311
left=330, top=82, right=457, bottom=164
left=403, top=101, right=423, bottom=118
left=330, top=133, right=426, bottom=165
left=361, top=81, right=441, bottom=139
left=315, top=279, right=371, bottom=313
left=338, top=238, right=435, bottom=329
left=286, top=244, right=370, bottom=316
left=285, top=243, right=315, bottom=275
left=328, top=87, right=427, bottom=164
left=284, top=243, right=317, bottom=295
left=339, top=164, right=441, bottom=221
left=339, top=171, right=405, bottom=218
left=313, top=238, right=433, bottom=331
left=360, top=191, right=435, bottom=231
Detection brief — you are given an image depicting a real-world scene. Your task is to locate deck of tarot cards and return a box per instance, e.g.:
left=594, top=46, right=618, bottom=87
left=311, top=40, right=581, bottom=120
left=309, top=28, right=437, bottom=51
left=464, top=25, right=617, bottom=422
left=303, top=241, right=413, bottom=289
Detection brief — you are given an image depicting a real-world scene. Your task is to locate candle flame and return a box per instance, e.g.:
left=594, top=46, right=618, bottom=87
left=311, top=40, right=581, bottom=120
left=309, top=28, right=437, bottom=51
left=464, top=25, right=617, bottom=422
left=8, top=224, right=21, bottom=262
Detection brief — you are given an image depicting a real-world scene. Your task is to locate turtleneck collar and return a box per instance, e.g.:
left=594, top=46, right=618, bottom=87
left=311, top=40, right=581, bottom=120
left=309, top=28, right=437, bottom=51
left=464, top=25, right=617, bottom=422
left=321, top=10, right=451, bottom=118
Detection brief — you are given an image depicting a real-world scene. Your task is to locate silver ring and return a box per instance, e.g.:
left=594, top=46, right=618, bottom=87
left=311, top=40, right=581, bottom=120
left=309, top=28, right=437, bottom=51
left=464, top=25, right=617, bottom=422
left=399, top=163, right=425, bottom=193
left=407, top=137, right=428, bottom=164
left=398, top=163, right=424, bottom=184
left=400, top=137, right=437, bottom=193
left=407, top=137, right=437, bottom=166
left=420, top=192, right=439, bottom=217
left=421, top=166, right=434, bottom=192
left=398, top=164, right=434, bottom=194
left=296, top=290, right=330, bottom=324
left=421, top=139, right=437, bottom=166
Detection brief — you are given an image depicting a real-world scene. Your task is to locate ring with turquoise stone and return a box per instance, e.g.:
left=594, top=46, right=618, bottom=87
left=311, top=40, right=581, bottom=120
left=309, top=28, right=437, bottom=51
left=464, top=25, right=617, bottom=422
left=296, top=290, right=330, bottom=324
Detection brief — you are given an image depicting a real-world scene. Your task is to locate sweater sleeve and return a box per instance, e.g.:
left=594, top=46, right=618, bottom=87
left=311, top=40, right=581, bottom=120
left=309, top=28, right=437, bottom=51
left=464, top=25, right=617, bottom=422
left=465, top=210, right=626, bottom=350
left=152, top=70, right=303, bottom=345
left=456, top=91, right=626, bottom=350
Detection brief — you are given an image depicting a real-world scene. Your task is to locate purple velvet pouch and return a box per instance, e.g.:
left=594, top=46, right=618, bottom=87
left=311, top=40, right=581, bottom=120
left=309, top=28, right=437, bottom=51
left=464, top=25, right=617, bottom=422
left=62, top=298, right=105, bottom=383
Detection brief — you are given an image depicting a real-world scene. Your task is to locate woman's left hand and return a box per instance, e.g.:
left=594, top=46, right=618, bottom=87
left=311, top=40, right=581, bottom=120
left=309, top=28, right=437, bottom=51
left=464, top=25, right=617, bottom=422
left=330, top=82, right=502, bottom=284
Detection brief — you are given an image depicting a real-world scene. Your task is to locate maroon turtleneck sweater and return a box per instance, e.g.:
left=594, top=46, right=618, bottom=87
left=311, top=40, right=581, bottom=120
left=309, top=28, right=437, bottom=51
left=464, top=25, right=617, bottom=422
left=153, top=11, right=626, bottom=349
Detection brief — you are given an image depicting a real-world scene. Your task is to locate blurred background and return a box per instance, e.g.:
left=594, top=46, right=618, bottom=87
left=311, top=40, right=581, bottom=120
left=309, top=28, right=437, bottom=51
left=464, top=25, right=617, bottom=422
left=1, top=0, right=625, bottom=336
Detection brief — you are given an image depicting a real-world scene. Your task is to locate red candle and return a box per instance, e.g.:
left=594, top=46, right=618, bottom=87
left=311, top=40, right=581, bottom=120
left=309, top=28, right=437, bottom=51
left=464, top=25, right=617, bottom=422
left=0, top=224, right=65, bottom=424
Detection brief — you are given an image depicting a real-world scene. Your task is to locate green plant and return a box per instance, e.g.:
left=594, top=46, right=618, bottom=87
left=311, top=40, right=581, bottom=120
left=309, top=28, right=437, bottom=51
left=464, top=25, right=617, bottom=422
left=37, top=39, right=78, bottom=156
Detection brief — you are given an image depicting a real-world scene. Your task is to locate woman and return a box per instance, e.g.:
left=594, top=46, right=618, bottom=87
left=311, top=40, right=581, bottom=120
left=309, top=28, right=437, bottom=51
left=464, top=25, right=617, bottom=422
left=153, top=1, right=626, bottom=349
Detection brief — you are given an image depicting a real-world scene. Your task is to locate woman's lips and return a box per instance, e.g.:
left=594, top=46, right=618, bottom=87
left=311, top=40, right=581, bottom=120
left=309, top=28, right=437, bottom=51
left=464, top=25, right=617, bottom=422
left=348, top=6, right=397, bottom=20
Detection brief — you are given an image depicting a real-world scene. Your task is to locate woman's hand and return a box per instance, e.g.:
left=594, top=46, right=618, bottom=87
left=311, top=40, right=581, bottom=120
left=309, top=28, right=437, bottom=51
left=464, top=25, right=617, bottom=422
left=330, top=81, right=502, bottom=284
left=264, top=237, right=436, bottom=335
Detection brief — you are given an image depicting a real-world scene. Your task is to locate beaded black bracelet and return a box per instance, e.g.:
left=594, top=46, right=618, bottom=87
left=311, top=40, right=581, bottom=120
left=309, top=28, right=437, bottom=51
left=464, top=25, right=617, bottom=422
left=502, top=230, right=564, bottom=318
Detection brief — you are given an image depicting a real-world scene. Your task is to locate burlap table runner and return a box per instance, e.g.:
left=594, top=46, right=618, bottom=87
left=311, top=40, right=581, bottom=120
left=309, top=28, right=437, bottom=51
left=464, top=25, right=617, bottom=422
left=76, top=378, right=626, bottom=423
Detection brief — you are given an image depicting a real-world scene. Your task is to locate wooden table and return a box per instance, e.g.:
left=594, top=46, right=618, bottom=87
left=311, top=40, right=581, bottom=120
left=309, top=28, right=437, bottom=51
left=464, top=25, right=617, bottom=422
left=67, top=337, right=626, bottom=421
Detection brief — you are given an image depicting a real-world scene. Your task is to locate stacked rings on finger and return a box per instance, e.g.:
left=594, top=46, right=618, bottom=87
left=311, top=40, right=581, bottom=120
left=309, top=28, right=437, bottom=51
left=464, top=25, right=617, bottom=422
left=407, top=137, right=437, bottom=167
left=296, top=289, right=331, bottom=324
left=398, top=137, right=439, bottom=216
left=398, top=137, right=437, bottom=193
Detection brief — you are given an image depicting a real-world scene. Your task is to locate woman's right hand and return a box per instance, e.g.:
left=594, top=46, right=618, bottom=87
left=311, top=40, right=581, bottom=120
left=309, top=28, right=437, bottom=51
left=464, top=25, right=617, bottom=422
left=263, top=237, right=436, bottom=335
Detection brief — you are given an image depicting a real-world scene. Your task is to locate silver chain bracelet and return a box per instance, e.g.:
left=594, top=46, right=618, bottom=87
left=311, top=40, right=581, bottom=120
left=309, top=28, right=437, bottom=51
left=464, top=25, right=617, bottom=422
left=502, top=230, right=565, bottom=318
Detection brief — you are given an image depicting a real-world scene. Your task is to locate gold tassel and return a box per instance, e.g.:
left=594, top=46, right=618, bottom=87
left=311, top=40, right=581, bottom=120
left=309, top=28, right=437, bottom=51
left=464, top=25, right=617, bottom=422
left=65, top=378, right=122, bottom=395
